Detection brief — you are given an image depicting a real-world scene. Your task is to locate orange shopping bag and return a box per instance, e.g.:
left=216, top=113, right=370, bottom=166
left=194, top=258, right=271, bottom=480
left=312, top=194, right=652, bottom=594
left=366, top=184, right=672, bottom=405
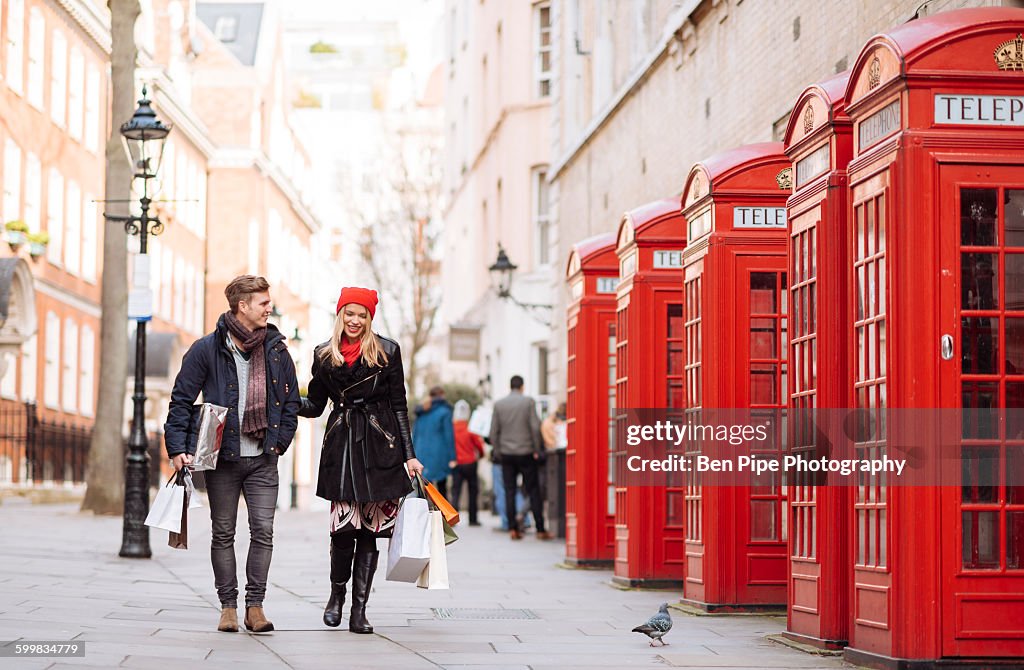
left=416, top=473, right=460, bottom=526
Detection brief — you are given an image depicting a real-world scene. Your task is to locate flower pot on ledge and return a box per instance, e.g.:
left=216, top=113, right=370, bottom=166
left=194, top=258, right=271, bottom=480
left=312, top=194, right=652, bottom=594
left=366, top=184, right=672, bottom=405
left=6, top=231, right=26, bottom=250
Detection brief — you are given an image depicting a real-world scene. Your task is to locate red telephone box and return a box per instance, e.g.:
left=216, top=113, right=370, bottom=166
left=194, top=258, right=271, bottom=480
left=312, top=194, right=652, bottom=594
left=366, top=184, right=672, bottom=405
left=680, top=143, right=791, bottom=609
left=782, top=72, right=854, bottom=648
left=565, top=233, right=619, bottom=567
left=841, top=8, right=1024, bottom=665
left=612, top=199, right=687, bottom=587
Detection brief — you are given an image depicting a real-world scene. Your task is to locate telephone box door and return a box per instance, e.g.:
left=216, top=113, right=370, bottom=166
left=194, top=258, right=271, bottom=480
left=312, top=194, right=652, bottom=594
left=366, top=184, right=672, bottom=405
left=940, top=164, right=1024, bottom=658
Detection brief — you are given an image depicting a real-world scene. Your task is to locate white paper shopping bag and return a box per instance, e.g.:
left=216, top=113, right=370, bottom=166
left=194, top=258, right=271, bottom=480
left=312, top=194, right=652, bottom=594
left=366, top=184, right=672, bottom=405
left=385, top=497, right=432, bottom=582
left=416, top=511, right=450, bottom=590
left=145, top=473, right=186, bottom=533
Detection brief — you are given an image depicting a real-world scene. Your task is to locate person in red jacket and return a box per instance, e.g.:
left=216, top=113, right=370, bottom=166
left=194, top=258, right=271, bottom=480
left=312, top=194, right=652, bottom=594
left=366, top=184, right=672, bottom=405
left=449, top=399, right=485, bottom=526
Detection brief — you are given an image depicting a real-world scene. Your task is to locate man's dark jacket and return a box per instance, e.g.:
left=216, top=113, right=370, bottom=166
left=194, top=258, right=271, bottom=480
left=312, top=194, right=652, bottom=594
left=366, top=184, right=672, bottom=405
left=164, top=315, right=301, bottom=462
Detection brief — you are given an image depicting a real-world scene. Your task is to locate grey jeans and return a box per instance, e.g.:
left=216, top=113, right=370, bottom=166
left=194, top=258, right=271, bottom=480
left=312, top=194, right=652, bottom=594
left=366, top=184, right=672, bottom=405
left=205, top=453, right=279, bottom=608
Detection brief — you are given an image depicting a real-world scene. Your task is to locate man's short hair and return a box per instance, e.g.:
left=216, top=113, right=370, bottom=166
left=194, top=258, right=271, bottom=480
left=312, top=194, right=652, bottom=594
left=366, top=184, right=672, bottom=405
left=225, top=275, right=271, bottom=314
left=510, top=375, right=524, bottom=390
left=429, top=385, right=445, bottom=398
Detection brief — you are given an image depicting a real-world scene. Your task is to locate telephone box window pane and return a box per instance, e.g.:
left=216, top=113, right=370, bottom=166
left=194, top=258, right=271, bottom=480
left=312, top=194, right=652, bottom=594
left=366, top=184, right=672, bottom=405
left=1007, top=190, right=1024, bottom=247
left=751, top=500, right=777, bottom=541
left=961, top=188, right=998, bottom=247
left=750, top=273, right=777, bottom=313
left=1008, top=512, right=1024, bottom=570
left=961, top=317, right=999, bottom=376
left=1007, top=319, right=1024, bottom=373
left=962, top=381, right=999, bottom=440
left=750, top=364, right=777, bottom=405
left=962, top=253, right=999, bottom=310
left=866, top=198, right=876, bottom=257
left=857, top=266, right=866, bottom=320
left=666, top=490, right=684, bottom=526
left=962, top=511, right=1000, bottom=569
left=668, top=304, right=684, bottom=338
left=877, top=194, right=886, bottom=252
left=668, top=381, right=684, bottom=409
left=961, top=446, right=999, bottom=504
left=750, top=318, right=776, bottom=359
left=1007, top=382, right=1024, bottom=441
left=857, top=510, right=866, bottom=564
left=668, top=342, right=684, bottom=375
left=1007, top=446, right=1024, bottom=506
left=1008, top=254, right=1024, bottom=311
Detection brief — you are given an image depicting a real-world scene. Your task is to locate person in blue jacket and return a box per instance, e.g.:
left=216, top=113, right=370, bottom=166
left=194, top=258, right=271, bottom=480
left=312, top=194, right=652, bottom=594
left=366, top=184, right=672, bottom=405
left=412, top=386, right=456, bottom=499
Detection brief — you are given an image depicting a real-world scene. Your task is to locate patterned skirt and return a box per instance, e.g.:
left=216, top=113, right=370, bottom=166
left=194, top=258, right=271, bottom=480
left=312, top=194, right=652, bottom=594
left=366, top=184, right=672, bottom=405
left=329, top=498, right=401, bottom=536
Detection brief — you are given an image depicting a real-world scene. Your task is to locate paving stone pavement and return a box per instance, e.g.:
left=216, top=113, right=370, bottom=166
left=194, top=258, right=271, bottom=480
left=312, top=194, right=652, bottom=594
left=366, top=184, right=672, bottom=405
left=0, top=500, right=861, bottom=669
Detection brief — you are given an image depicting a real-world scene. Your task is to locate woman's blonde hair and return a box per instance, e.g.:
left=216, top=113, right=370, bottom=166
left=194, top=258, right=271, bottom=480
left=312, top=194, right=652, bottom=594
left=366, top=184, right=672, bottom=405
left=318, top=306, right=389, bottom=368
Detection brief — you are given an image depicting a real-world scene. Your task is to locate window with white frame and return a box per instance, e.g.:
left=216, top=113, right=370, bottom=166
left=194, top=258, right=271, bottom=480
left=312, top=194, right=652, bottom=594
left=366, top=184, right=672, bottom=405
left=44, top=312, right=60, bottom=409
left=82, top=194, right=97, bottom=282
left=68, top=47, right=84, bottom=141
left=6, top=0, right=25, bottom=95
left=24, top=152, right=40, bottom=231
left=174, top=256, right=185, bottom=324
left=21, top=334, right=37, bottom=402
left=194, top=272, right=205, bottom=333
left=161, top=247, right=172, bottom=316
left=162, top=139, right=176, bottom=198
left=50, top=29, right=67, bottom=127
left=534, top=2, right=552, bottom=98
left=62, top=318, right=78, bottom=412
left=27, top=8, right=45, bottom=109
left=214, top=15, right=239, bottom=42
left=79, top=325, right=95, bottom=417
left=532, top=166, right=551, bottom=266
left=85, top=65, right=100, bottom=153
left=65, top=180, right=81, bottom=274
left=46, top=168, right=63, bottom=264
left=0, top=349, right=16, bottom=399
left=3, top=140, right=22, bottom=224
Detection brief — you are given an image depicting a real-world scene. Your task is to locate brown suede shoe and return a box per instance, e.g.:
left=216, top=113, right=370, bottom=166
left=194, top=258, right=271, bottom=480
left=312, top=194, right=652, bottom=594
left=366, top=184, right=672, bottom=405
left=536, top=531, right=554, bottom=541
left=244, top=606, right=275, bottom=633
left=217, top=607, right=238, bottom=633
left=510, top=529, right=523, bottom=540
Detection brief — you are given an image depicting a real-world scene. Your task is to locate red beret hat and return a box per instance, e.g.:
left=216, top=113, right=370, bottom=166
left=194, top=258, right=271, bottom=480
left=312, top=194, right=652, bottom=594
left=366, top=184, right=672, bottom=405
left=336, top=287, right=378, bottom=319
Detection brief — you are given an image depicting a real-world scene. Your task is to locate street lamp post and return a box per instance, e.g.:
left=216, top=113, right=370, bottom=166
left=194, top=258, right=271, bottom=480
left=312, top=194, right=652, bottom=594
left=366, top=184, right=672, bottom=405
left=487, top=245, right=554, bottom=325
left=289, top=326, right=303, bottom=510
left=112, top=87, right=172, bottom=559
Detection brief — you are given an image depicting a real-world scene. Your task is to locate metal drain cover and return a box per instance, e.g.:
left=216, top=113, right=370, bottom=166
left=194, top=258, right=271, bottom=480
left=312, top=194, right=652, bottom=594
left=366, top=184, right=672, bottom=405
left=432, top=608, right=539, bottom=620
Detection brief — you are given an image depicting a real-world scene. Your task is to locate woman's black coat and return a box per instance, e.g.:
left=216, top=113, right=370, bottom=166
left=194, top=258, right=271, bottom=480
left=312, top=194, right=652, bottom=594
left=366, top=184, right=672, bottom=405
left=300, top=335, right=415, bottom=503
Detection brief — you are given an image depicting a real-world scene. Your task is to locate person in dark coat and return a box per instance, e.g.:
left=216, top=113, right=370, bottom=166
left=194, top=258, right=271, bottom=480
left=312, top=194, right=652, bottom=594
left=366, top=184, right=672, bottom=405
left=299, top=287, right=423, bottom=634
left=164, top=275, right=301, bottom=634
left=412, top=386, right=455, bottom=499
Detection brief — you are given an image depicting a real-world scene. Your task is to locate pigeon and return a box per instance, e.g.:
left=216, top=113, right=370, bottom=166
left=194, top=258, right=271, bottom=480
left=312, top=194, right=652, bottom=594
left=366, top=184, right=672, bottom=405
left=632, top=602, right=673, bottom=646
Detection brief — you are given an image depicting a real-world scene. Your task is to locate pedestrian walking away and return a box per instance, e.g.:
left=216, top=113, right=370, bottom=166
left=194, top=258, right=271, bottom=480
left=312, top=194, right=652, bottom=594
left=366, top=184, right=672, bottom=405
left=489, top=375, right=551, bottom=541
left=451, top=399, right=485, bottom=526
left=164, top=275, right=301, bottom=634
left=299, top=286, right=424, bottom=634
left=412, top=386, right=455, bottom=499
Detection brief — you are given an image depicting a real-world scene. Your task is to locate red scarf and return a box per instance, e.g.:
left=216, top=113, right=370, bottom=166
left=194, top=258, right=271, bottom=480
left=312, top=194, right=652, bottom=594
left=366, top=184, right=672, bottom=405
left=341, top=338, right=362, bottom=366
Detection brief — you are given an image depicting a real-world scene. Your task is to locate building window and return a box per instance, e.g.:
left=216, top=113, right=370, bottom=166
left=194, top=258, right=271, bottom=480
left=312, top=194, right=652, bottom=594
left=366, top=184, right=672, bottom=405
left=532, top=166, right=551, bottom=266
left=536, top=343, right=549, bottom=395
left=3, top=140, right=22, bottom=224
left=24, top=152, right=40, bottom=231
left=46, top=168, right=63, bottom=265
left=79, top=325, right=94, bottom=417
left=214, top=15, right=239, bottom=42
left=161, top=247, right=173, bottom=317
left=85, top=65, right=101, bottom=153
left=50, top=29, right=67, bottom=127
left=44, top=312, right=60, bottom=409
left=6, top=0, right=25, bottom=95
left=194, top=270, right=205, bottom=333
left=65, top=180, right=81, bottom=275
left=62, top=318, right=78, bottom=412
left=148, top=236, right=161, bottom=316
left=27, top=8, right=44, bottom=109
left=534, top=2, right=552, bottom=98
left=68, top=47, right=84, bottom=141
left=21, top=334, right=37, bottom=402
left=0, top=350, right=16, bottom=399
left=82, top=194, right=97, bottom=282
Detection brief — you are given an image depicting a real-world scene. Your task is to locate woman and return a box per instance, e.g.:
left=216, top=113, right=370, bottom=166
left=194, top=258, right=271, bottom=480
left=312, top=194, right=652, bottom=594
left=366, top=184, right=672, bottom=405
left=450, top=399, right=484, bottom=526
left=299, top=287, right=424, bottom=634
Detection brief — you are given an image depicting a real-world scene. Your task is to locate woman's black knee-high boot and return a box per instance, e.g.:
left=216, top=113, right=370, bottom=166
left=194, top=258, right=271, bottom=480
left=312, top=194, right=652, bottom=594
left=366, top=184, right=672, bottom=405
left=324, top=532, right=355, bottom=627
left=348, top=532, right=379, bottom=634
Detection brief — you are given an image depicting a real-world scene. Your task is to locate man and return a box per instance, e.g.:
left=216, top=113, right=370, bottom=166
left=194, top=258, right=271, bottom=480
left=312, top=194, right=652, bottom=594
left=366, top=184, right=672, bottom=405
left=489, top=375, right=551, bottom=540
left=164, top=275, right=300, bottom=634
left=412, top=386, right=455, bottom=498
